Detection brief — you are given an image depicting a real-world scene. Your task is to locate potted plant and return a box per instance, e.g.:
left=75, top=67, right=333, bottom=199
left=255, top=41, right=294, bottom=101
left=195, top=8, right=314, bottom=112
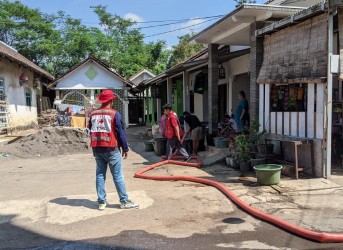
left=235, top=134, right=250, bottom=173
left=248, top=120, right=267, bottom=167
left=226, top=140, right=238, bottom=168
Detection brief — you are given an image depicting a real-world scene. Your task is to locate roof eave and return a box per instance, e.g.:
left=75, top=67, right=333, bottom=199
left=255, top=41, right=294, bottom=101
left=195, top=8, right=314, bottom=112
left=189, top=4, right=306, bottom=44
left=255, top=2, right=326, bottom=36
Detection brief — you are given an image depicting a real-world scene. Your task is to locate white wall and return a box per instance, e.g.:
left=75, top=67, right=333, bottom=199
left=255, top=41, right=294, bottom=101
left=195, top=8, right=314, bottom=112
left=55, top=61, right=125, bottom=89
left=0, top=59, right=38, bottom=128
left=224, top=54, right=250, bottom=114
left=186, top=54, right=250, bottom=120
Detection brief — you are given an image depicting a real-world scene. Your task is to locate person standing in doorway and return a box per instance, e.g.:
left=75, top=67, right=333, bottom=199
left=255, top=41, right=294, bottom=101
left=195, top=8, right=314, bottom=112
left=235, top=90, right=249, bottom=131
left=163, top=104, right=191, bottom=161
left=182, top=111, right=202, bottom=155
left=88, top=90, right=139, bottom=210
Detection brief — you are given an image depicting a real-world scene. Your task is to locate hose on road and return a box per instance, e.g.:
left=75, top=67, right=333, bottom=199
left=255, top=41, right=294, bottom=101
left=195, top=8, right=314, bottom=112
left=134, top=157, right=343, bottom=243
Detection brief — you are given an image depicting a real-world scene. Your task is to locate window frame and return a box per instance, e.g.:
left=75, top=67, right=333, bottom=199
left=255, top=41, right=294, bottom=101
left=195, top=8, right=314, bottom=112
left=25, top=87, right=32, bottom=107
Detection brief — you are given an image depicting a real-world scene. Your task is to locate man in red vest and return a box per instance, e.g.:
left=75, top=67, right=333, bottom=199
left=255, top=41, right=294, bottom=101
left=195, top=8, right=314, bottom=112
left=89, top=90, right=139, bottom=210
left=163, top=104, right=191, bottom=161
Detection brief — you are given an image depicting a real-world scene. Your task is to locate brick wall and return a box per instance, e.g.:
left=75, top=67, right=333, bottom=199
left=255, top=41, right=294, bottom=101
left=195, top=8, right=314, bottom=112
left=249, top=22, right=264, bottom=120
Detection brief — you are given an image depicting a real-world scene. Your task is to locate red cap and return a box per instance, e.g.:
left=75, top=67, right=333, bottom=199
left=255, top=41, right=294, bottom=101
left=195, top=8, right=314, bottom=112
left=98, top=90, right=116, bottom=103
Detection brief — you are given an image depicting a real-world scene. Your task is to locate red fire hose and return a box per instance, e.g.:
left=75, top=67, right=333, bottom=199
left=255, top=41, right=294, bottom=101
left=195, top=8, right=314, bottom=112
left=134, top=157, right=343, bottom=243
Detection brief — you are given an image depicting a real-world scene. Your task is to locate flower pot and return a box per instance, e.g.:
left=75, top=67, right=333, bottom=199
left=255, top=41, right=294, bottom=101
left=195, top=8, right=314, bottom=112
left=250, top=157, right=266, bottom=168
left=232, top=158, right=239, bottom=169
left=226, top=157, right=232, bottom=166
left=250, top=145, right=258, bottom=153
left=239, top=161, right=250, bottom=173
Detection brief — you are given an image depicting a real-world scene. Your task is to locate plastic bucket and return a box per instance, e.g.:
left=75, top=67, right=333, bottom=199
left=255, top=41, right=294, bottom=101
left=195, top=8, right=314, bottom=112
left=144, top=140, right=155, bottom=152
left=213, top=136, right=224, bottom=147
left=216, top=138, right=228, bottom=148
left=154, top=137, right=167, bottom=156
left=253, top=164, right=283, bottom=185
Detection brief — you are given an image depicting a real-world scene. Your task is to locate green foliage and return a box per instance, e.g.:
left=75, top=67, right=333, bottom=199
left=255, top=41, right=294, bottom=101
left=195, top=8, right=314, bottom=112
left=0, top=1, right=171, bottom=78
left=167, top=33, right=203, bottom=68
left=235, top=134, right=250, bottom=163
left=248, top=119, right=266, bottom=146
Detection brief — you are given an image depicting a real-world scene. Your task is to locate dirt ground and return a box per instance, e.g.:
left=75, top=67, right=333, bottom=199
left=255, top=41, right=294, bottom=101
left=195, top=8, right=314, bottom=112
left=0, top=127, right=90, bottom=159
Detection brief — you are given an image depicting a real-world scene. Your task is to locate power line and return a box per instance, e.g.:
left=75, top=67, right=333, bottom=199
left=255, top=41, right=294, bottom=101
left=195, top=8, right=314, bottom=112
left=136, top=16, right=224, bottom=30
left=144, top=17, right=220, bottom=38
left=0, top=14, right=225, bottom=27
left=128, top=15, right=224, bottom=24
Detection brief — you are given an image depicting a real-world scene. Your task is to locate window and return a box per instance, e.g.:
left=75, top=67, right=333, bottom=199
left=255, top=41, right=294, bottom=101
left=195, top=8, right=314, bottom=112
left=25, top=87, right=32, bottom=107
left=0, top=78, right=4, bottom=101
left=270, top=84, right=307, bottom=112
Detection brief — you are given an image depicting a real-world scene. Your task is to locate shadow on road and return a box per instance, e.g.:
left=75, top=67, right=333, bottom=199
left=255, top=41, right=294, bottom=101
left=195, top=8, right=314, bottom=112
left=49, top=197, right=121, bottom=210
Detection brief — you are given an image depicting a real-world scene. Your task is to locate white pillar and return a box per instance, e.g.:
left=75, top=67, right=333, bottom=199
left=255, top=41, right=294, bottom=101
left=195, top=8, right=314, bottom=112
left=90, top=90, right=95, bottom=105
left=325, top=9, right=334, bottom=178
left=56, top=90, right=60, bottom=99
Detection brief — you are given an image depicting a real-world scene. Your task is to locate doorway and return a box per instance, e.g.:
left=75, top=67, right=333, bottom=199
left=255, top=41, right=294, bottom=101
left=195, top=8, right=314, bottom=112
left=218, top=84, right=227, bottom=122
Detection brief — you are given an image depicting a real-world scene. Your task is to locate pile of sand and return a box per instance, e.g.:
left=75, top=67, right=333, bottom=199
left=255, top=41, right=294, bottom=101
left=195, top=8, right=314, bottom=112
left=1, top=127, right=91, bottom=159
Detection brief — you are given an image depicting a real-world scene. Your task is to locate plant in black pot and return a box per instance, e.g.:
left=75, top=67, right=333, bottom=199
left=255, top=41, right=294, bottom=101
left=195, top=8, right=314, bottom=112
left=236, top=134, right=250, bottom=174
left=248, top=120, right=267, bottom=167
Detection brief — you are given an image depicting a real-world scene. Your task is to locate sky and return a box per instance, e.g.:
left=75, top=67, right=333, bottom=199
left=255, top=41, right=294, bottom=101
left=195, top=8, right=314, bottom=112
left=14, top=0, right=265, bottom=47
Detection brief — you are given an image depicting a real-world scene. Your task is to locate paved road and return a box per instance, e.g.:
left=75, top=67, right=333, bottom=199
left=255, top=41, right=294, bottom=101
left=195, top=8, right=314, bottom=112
left=0, top=127, right=343, bottom=250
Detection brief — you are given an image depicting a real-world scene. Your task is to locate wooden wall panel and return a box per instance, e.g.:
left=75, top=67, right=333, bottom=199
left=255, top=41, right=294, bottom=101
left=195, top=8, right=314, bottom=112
left=291, top=112, right=298, bottom=136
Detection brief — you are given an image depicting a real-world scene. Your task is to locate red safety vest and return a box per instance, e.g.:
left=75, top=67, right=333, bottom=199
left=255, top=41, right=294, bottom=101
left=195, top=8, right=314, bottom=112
left=89, top=108, right=118, bottom=148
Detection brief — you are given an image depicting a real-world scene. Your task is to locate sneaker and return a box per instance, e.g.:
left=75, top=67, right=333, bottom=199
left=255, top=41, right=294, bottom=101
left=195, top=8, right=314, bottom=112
left=120, top=199, right=139, bottom=209
left=98, top=202, right=107, bottom=211
left=184, top=156, right=191, bottom=162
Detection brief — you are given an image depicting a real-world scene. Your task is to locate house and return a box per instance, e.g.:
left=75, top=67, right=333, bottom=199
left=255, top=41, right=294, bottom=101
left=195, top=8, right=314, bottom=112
left=142, top=3, right=303, bottom=130
left=0, top=41, right=54, bottom=133
left=189, top=3, right=305, bottom=135
left=129, top=69, right=155, bottom=124
left=143, top=46, right=251, bottom=127
left=49, top=56, right=132, bottom=128
left=256, top=1, right=343, bottom=178
left=189, top=0, right=342, bottom=178
left=143, top=0, right=342, bottom=177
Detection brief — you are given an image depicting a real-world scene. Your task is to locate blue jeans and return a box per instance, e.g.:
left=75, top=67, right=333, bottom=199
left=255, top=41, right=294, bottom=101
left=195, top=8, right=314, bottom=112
left=94, top=150, right=128, bottom=204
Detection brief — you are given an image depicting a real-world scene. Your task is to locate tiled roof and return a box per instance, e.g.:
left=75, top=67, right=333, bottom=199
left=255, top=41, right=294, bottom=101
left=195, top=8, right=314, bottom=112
left=0, top=42, right=54, bottom=80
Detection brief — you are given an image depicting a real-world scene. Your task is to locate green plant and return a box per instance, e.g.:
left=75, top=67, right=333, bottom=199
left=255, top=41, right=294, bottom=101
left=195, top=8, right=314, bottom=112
left=248, top=119, right=267, bottom=147
left=235, top=134, right=250, bottom=163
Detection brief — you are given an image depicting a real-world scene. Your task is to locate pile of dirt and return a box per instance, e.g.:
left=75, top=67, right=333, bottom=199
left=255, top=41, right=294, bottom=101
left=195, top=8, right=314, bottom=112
left=1, top=127, right=91, bottom=159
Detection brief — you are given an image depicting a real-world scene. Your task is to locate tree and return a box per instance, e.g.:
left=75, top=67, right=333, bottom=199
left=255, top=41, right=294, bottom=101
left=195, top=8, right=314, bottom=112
left=167, top=33, right=203, bottom=68
left=234, top=0, right=257, bottom=8
left=91, top=5, right=162, bottom=77
left=0, top=0, right=60, bottom=65
left=0, top=1, right=171, bottom=78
